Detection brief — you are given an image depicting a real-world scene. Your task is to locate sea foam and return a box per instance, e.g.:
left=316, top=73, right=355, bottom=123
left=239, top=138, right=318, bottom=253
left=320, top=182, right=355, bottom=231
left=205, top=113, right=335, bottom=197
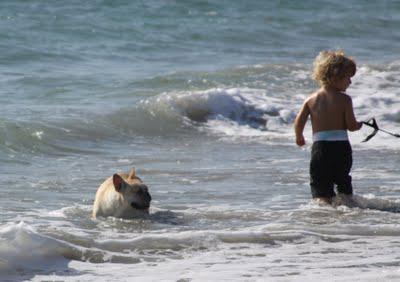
left=0, top=222, right=76, bottom=275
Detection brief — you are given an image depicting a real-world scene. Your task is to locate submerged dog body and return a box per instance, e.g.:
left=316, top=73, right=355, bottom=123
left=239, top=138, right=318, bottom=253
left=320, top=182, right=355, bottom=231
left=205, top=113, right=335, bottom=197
left=92, top=169, right=151, bottom=218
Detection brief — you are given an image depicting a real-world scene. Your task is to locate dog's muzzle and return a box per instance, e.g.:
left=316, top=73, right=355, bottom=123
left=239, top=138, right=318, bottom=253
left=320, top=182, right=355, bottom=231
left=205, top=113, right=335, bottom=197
left=131, top=202, right=150, bottom=210
left=131, top=190, right=151, bottom=210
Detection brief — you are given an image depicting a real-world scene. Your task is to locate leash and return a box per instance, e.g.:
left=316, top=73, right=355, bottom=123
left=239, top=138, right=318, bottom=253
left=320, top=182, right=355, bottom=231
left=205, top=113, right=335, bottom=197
left=362, top=118, right=400, bottom=142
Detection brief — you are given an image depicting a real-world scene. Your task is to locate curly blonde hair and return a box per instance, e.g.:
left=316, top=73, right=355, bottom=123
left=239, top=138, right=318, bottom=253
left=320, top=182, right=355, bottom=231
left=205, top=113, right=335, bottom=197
left=312, top=50, right=356, bottom=87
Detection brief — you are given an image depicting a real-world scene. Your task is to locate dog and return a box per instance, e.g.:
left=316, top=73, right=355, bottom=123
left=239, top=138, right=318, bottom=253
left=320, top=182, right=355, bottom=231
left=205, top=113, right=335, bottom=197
left=92, top=169, right=152, bottom=218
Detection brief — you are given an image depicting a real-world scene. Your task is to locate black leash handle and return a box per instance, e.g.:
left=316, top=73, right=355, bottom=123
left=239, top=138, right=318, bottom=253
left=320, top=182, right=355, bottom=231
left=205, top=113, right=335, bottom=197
left=362, top=118, right=400, bottom=142
left=362, top=118, right=378, bottom=142
left=362, top=118, right=378, bottom=130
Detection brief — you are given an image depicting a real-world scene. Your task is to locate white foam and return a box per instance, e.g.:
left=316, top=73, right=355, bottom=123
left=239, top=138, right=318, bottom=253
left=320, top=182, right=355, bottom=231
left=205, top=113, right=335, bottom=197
left=351, top=194, right=400, bottom=212
left=29, top=230, right=400, bottom=282
left=143, top=87, right=298, bottom=143
left=0, top=222, right=74, bottom=275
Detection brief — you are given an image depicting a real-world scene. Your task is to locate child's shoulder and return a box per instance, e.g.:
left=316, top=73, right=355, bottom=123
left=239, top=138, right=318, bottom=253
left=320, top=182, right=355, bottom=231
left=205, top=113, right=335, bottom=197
left=305, top=90, right=323, bottom=103
left=339, top=92, right=353, bottom=103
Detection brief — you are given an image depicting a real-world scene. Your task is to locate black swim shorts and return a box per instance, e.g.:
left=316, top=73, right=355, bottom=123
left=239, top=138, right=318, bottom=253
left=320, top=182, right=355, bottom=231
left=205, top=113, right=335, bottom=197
left=310, top=141, right=353, bottom=198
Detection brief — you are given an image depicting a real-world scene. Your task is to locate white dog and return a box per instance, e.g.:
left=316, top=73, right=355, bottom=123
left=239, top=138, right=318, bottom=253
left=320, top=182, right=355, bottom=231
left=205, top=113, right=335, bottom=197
left=92, top=169, right=151, bottom=218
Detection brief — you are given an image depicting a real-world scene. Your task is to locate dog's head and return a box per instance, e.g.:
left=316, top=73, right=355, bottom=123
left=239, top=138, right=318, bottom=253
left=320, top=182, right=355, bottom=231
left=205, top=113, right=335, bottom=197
left=113, top=170, right=151, bottom=213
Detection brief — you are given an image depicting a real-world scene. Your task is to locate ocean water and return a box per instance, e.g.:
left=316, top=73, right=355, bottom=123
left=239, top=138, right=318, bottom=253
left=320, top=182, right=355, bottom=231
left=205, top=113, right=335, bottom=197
left=1, top=1, right=400, bottom=281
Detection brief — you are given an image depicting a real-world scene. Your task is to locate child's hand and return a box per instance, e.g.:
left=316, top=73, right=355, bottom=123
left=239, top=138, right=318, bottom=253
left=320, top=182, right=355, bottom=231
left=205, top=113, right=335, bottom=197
left=296, top=135, right=305, bottom=146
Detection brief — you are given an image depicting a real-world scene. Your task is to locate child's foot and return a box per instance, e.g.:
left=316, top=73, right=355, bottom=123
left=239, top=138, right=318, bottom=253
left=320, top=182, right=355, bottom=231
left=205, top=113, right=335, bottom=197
left=335, top=193, right=357, bottom=207
left=313, top=197, right=332, bottom=205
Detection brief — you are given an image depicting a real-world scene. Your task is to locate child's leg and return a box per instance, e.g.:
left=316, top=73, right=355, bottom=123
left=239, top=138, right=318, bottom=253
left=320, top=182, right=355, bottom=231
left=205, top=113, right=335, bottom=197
left=333, top=141, right=353, bottom=195
left=335, top=193, right=357, bottom=207
left=310, top=141, right=336, bottom=199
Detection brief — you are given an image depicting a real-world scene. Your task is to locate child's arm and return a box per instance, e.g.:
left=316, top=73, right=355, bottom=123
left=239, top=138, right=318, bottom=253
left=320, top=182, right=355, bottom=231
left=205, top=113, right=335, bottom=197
left=344, top=96, right=362, bottom=131
left=294, top=100, right=310, bottom=146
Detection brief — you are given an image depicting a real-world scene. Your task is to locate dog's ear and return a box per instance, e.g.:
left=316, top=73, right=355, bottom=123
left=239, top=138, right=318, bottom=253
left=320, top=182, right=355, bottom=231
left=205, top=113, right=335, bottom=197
left=128, top=168, right=136, bottom=180
left=113, top=174, right=126, bottom=193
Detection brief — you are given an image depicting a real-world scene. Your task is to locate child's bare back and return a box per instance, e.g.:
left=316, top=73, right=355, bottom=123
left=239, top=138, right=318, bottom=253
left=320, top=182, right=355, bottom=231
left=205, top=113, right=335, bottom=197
left=306, top=88, right=359, bottom=133
left=295, top=51, right=362, bottom=147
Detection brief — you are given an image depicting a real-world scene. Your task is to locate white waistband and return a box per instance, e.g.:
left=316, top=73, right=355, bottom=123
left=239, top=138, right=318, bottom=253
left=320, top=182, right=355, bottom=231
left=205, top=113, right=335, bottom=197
left=313, top=130, right=348, bottom=142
